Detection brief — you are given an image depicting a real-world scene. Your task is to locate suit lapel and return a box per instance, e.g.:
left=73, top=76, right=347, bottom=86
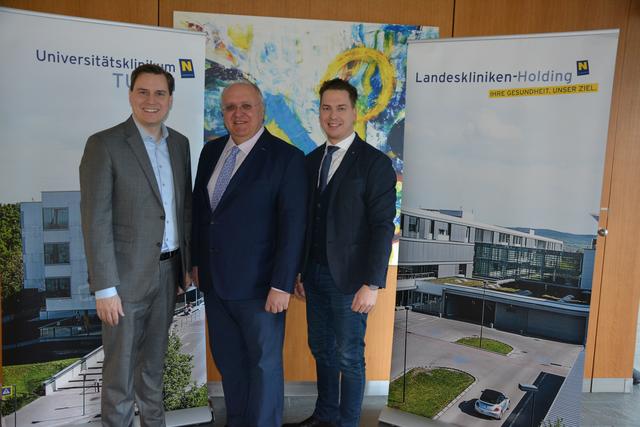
left=308, top=145, right=324, bottom=193
left=167, top=131, right=183, bottom=210
left=213, top=131, right=269, bottom=214
left=124, top=117, right=162, bottom=205
left=327, top=136, right=363, bottom=206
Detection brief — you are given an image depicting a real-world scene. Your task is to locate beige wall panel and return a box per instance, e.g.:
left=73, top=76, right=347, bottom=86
left=159, top=0, right=453, bottom=35
left=584, top=11, right=631, bottom=381
left=0, top=0, right=158, bottom=25
left=207, top=267, right=399, bottom=381
left=589, top=0, right=640, bottom=380
left=453, top=0, right=629, bottom=36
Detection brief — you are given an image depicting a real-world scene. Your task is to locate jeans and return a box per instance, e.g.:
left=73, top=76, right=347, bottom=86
left=306, top=263, right=367, bottom=427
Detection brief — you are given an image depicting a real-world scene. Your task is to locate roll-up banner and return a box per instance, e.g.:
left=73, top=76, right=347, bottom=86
left=0, top=7, right=206, bottom=426
left=384, top=31, right=618, bottom=427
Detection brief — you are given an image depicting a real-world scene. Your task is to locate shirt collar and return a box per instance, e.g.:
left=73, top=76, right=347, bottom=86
left=325, top=132, right=356, bottom=152
left=228, top=126, right=265, bottom=155
left=132, top=116, right=168, bottom=143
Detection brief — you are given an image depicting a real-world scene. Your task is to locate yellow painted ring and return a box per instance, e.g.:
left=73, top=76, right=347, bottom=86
left=320, top=47, right=396, bottom=122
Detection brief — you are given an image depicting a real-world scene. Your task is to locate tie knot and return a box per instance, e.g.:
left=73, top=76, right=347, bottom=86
left=230, top=145, right=241, bottom=156
left=326, top=145, right=339, bottom=156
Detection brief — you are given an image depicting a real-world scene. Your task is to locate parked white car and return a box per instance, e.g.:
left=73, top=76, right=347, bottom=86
left=474, top=389, right=510, bottom=420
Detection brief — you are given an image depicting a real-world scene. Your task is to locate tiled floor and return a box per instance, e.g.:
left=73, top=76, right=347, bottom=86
left=205, top=395, right=388, bottom=426
left=581, top=385, right=640, bottom=427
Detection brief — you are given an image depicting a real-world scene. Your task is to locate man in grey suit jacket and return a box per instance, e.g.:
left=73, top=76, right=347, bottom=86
left=80, top=64, right=192, bottom=427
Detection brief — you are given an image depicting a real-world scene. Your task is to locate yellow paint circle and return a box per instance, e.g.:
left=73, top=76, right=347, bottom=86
left=321, top=47, right=396, bottom=122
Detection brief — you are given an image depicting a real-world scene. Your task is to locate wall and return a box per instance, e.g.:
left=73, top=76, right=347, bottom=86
left=1, top=0, right=638, bottom=390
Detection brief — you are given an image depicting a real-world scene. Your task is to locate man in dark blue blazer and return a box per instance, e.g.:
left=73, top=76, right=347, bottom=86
left=286, top=79, right=396, bottom=427
left=191, top=81, right=306, bottom=427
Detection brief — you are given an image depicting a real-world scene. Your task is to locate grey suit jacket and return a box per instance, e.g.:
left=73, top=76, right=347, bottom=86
left=79, top=116, right=192, bottom=302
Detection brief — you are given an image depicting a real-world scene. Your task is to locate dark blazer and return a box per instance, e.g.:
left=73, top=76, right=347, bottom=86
left=302, top=135, right=397, bottom=294
left=80, top=116, right=192, bottom=301
left=192, top=129, right=307, bottom=300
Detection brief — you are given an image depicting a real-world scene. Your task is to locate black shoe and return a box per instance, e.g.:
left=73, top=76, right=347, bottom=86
left=282, top=415, right=337, bottom=427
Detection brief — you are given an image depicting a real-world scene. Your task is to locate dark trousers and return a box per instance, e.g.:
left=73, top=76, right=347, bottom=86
left=306, top=263, right=367, bottom=427
left=101, top=255, right=178, bottom=427
left=204, top=289, right=285, bottom=427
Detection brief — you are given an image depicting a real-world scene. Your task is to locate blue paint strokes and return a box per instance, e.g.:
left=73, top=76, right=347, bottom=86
left=381, top=24, right=420, bottom=33
left=261, top=42, right=277, bottom=62
left=264, top=93, right=317, bottom=154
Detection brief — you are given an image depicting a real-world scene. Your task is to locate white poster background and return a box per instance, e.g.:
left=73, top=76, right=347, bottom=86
left=404, top=31, right=618, bottom=235
left=0, top=7, right=205, bottom=203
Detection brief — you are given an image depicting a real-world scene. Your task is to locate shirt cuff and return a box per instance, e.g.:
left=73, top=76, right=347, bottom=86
left=270, top=286, right=288, bottom=294
left=368, top=285, right=380, bottom=291
left=95, top=287, right=118, bottom=299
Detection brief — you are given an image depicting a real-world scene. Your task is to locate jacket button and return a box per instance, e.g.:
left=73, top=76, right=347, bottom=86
left=156, top=242, right=161, bottom=247
left=160, top=215, right=165, bottom=220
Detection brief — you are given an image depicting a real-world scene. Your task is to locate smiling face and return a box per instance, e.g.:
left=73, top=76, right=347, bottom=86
left=221, top=83, right=265, bottom=144
left=129, top=72, right=172, bottom=134
left=319, top=89, right=357, bottom=145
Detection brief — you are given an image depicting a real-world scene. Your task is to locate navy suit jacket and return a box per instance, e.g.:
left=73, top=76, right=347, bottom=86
left=302, top=135, right=397, bottom=293
left=192, top=129, right=307, bottom=300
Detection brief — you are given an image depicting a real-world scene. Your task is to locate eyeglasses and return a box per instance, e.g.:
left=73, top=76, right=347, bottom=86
left=222, top=103, right=259, bottom=114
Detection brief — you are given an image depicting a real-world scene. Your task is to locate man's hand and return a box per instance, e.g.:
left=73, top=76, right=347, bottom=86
left=96, top=295, right=125, bottom=326
left=177, top=271, right=192, bottom=295
left=294, top=274, right=306, bottom=300
left=351, top=285, right=378, bottom=314
left=265, top=289, right=291, bottom=313
left=191, top=266, right=199, bottom=289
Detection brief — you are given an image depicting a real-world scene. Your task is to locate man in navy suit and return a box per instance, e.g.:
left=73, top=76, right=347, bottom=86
left=286, top=79, right=396, bottom=427
left=191, top=81, right=306, bottom=427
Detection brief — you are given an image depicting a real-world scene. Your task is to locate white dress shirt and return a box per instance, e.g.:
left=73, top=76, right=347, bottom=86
left=206, top=127, right=264, bottom=197
left=318, top=132, right=356, bottom=187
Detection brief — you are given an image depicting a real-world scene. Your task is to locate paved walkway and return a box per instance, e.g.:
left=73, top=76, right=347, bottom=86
left=1, top=307, right=206, bottom=427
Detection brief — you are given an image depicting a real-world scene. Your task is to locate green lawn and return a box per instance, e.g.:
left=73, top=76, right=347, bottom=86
left=388, top=367, right=474, bottom=418
left=2, top=358, right=78, bottom=413
left=456, top=336, right=513, bottom=355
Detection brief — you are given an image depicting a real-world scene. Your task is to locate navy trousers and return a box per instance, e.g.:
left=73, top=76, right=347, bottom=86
left=204, top=289, right=285, bottom=427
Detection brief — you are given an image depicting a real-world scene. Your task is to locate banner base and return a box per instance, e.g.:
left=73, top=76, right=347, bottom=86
left=66, top=406, right=213, bottom=426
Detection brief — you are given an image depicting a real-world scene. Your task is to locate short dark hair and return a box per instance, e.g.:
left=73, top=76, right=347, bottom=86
left=319, top=78, right=358, bottom=107
left=130, top=64, right=175, bottom=95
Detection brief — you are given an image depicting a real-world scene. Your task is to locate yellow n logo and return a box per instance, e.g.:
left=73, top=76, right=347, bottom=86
left=179, top=59, right=195, bottom=78
left=576, top=60, right=589, bottom=76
